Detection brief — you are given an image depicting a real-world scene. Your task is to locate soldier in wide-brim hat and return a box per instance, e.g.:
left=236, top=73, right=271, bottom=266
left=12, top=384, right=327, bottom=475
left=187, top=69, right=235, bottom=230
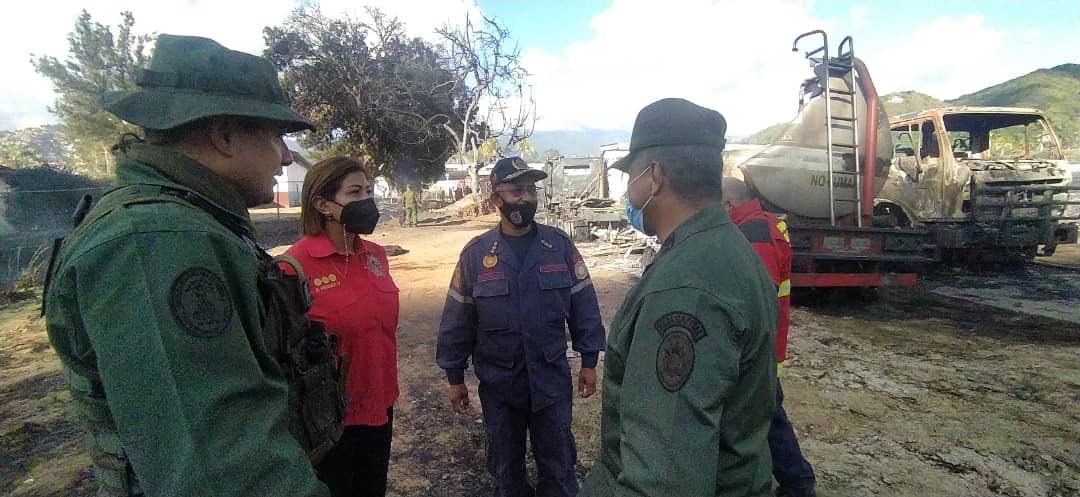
left=44, top=34, right=335, bottom=497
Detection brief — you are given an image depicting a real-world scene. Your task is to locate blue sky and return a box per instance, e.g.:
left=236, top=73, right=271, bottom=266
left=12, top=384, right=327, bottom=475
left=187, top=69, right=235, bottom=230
left=479, top=1, right=607, bottom=52
left=483, top=0, right=1080, bottom=73
left=2, top=1, right=1077, bottom=135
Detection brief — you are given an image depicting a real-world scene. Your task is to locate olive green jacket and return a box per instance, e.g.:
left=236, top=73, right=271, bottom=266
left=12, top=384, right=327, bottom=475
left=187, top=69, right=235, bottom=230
left=582, top=204, right=778, bottom=497
left=45, top=144, right=328, bottom=497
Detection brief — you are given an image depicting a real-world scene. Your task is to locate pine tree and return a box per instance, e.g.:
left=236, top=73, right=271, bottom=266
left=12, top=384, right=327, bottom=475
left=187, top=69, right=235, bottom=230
left=32, top=10, right=152, bottom=177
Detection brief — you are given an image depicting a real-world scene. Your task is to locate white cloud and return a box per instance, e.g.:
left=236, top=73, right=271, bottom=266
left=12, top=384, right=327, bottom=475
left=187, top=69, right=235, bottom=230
left=865, top=14, right=1010, bottom=99
left=523, top=2, right=1078, bottom=135
left=521, top=0, right=833, bottom=136
left=3, top=1, right=1075, bottom=137
left=861, top=13, right=1078, bottom=101
left=0, top=0, right=480, bottom=131
left=849, top=5, right=868, bottom=28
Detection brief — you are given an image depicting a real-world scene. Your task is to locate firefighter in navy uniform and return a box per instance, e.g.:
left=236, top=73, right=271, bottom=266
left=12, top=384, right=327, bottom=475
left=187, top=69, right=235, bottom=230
left=724, top=177, right=817, bottom=497
left=437, top=156, right=606, bottom=497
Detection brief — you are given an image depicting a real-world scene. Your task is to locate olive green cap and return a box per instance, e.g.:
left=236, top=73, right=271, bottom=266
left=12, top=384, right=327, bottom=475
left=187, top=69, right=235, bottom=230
left=611, top=98, right=727, bottom=172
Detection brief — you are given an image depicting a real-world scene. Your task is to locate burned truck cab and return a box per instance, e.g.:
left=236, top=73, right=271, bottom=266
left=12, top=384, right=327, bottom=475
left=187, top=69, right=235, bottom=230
left=877, top=107, right=1079, bottom=261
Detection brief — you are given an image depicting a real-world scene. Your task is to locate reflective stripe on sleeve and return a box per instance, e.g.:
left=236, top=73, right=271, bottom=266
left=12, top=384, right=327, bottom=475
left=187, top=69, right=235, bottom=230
left=570, top=278, right=593, bottom=295
left=776, top=220, right=790, bottom=242
left=777, top=279, right=792, bottom=297
left=447, top=288, right=474, bottom=304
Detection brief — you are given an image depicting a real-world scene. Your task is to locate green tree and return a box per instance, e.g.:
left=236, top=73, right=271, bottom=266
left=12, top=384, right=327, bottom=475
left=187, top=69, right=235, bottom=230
left=0, top=137, right=43, bottom=168
left=541, top=148, right=562, bottom=161
left=32, top=10, right=152, bottom=177
left=515, top=137, right=536, bottom=160
left=478, top=138, right=500, bottom=163
left=264, top=5, right=465, bottom=184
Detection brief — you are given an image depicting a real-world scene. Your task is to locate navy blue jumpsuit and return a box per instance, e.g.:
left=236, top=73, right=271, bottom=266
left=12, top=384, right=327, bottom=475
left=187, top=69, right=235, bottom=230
left=437, top=224, right=606, bottom=497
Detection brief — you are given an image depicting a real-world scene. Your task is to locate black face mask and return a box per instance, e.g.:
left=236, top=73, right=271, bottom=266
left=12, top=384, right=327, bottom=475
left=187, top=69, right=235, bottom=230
left=335, top=199, right=380, bottom=234
left=498, top=200, right=537, bottom=228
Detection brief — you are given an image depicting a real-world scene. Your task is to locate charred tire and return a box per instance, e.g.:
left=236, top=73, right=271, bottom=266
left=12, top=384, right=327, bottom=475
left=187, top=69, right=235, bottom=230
left=873, top=203, right=913, bottom=229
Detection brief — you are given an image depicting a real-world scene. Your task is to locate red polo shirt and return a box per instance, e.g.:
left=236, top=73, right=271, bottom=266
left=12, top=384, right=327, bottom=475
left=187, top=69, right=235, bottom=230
left=285, top=235, right=400, bottom=427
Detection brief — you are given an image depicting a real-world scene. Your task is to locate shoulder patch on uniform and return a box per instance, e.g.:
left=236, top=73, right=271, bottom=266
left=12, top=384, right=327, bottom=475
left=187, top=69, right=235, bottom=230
left=170, top=267, right=233, bottom=337
left=738, top=218, right=772, bottom=243
left=460, top=234, right=485, bottom=254
left=550, top=226, right=572, bottom=241
left=573, top=253, right=589, bottom=280
left=451, top=263, right=463, bottom=290
left=654, top=312, right=707, bottom=392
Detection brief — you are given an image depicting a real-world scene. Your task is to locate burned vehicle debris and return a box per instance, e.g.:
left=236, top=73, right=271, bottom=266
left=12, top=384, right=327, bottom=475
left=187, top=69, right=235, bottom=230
left=877, top=107, right=1080, bottom=262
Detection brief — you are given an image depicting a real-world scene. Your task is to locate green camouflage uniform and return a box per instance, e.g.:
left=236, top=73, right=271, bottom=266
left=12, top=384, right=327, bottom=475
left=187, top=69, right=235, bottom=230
left=403, top=188, right=420, bottom=226
left=45, top=144, right=329, bottom=497
left=582, top=204, right=778, bottom=497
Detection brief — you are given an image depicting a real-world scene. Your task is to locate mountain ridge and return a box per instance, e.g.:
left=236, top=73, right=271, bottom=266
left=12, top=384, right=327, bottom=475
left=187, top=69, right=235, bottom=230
left=743, top=63, right=1080, bottom=148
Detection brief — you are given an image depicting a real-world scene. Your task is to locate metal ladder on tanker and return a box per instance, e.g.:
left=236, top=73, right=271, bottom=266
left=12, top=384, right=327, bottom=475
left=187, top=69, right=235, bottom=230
left=794, top=31, right=864, bottom=226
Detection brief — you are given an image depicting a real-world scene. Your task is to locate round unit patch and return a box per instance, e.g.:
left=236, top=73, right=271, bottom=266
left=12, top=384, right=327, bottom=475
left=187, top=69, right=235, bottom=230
left=656, top=331, right=695, bottom=392
left=367, top=253, right=384, bottom=277
left=170, top=267, right=233, bottom=337
left=574, top=260, right=589, bottom=280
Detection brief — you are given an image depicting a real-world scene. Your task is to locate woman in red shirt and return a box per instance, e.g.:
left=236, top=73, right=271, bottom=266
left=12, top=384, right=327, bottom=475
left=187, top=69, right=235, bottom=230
left=288, top=156, right=400, bottom=497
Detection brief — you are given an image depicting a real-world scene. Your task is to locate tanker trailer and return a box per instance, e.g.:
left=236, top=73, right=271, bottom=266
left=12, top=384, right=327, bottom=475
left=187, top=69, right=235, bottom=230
left=740, top=31, right=933, bottom=288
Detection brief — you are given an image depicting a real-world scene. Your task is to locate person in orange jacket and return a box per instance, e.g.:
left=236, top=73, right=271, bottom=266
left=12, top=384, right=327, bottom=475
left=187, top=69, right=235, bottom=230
left=724, top=177, right=816, bottom=497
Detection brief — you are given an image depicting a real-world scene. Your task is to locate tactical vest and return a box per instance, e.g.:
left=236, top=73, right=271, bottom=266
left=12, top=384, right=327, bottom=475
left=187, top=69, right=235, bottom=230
left=43, top=184, right=347, bottom=496
left=259, top=253, right=347, bottom=462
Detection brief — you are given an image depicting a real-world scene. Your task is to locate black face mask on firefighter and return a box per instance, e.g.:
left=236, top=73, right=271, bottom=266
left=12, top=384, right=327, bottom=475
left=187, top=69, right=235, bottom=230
left=498, top=200, right=538, bottom=228
left=335, top=198, right=380, bottom=234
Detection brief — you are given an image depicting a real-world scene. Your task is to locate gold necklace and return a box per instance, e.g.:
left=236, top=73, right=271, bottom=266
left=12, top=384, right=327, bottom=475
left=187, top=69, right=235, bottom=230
left=328, top=227, right=353, bottom=278
left=329, top=252, right=349, bottom=279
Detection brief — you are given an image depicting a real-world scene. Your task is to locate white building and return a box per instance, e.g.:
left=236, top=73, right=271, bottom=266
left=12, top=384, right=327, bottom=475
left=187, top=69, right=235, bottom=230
left=600, top=142, right=630, bottom=201
left=272, top=150, right=312, bottom=207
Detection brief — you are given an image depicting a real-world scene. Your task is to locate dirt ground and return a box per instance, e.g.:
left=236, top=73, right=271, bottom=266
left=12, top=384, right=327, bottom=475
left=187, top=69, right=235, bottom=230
left=2, top=213, right=1078, bottom=497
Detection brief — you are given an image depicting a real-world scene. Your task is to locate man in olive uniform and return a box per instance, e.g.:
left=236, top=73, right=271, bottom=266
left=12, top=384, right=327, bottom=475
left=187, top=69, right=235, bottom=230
left=403, top=184, right=420, bottom=226
left=44, top=35, right=330, bottom=497
left=582, top=98, right=779, bottom=497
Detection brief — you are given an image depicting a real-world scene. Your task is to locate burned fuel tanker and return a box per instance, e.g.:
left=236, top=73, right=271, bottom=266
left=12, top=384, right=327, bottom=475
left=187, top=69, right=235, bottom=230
left=739, top=31, right=932, bottom=288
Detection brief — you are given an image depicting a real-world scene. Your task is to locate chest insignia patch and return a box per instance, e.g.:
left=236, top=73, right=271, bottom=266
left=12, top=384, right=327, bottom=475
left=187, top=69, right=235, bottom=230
left=653, top=312, right=708, bottom=392
left=483, top=240, right=499, bottom=268
left=311, top=273, right=341, bottom=292
left=367, top=253, right=384, bottom=277
left=170, top=267, right=233, bottom=337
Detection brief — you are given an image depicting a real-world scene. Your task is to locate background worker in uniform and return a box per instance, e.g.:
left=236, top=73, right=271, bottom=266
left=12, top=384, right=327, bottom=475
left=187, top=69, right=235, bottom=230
left=436, top=156, right=606, bottom=497
left=723, top=178, right=817, bottom=497
left=582, top=98, right=778, bottom=497
left=43, top=34, right=330, bottom=496
left=287, top=157, right=401, bottom=497
left=403, top=183, right=420, bottom=227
